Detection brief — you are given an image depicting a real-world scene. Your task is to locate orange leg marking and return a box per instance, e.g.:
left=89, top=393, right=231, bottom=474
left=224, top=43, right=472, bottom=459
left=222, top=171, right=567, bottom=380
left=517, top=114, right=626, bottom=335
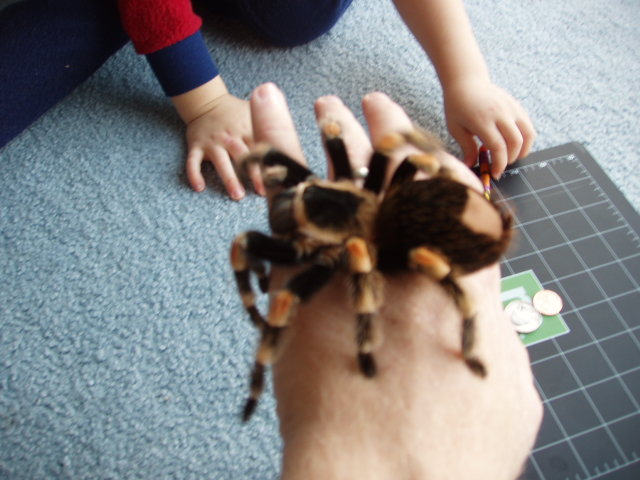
left=322, top=121, right=342, bottom=138
left=375, top=132, right=405, bottom=152
left=269, top=290, right=297, bottom=327
left=230, top=236, right=248, bottom=271
left=409, top=247, right=451, bottom=279
left=346, top=238, right=373, bottom=273
left=408, top=153, right=440, bottom=175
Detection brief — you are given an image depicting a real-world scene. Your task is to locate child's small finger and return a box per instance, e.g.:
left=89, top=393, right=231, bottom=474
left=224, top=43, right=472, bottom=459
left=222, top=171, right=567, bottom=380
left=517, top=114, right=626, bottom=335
left=497, top=120, right=524, bottom=166
left=248, top=163, right=266, bottom=196
left=449, top=126, right=479, bottom=167
left=483, top=138, right=508, bottom=180
left=224, top=134, right=250, bottom=161
left=517, top=117, right=536, bottom=159
left=207, top=145, right=245, bottom=200
left=221, top=135, right=265, bottom=195
left=186, top=147, right=206, bottom=192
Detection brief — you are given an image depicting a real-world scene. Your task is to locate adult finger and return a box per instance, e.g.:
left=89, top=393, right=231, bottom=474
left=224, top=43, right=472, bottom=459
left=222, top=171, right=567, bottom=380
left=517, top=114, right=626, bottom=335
left=361, top=92, right=416, bottom=186
left=314, top=95, right=373, bottom=180
left=250, top=83, right=305, bottom=164
left=362, top=92, right=414, bottom=143
left=364, top=92, right=481, bottom=190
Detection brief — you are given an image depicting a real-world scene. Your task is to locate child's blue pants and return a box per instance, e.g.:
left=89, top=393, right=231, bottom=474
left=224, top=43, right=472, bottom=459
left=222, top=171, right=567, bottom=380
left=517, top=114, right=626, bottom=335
left=0, top=0, right=353, bottom=148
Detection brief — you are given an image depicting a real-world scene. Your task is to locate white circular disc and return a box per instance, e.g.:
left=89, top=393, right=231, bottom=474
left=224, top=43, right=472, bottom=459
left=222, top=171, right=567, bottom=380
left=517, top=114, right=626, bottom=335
left=505, top=299, right=544, bottom=334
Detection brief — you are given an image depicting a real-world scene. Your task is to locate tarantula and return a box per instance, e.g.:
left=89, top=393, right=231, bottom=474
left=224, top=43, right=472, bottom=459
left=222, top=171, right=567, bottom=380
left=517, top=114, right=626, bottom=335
left=230, top=123, right=513, bottom=421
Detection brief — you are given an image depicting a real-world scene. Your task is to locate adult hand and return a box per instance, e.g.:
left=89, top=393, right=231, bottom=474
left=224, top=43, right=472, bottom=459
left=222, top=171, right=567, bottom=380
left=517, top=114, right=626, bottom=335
left=246, top=82, right=542, bottom=480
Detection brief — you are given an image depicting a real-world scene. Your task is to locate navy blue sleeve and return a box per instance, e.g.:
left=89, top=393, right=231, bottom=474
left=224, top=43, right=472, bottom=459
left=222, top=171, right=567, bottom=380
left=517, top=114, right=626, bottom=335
left=145, top=30, right=219, bottom=97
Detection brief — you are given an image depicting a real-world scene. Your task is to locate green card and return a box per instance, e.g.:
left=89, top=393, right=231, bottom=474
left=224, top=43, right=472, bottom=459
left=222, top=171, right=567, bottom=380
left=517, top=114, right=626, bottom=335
left=501, top=270, right=570, bottom=346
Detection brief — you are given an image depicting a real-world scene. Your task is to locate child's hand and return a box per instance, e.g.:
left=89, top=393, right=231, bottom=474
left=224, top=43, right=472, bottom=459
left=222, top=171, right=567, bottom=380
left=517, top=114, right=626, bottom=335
left=443, top=77, right=536, bottom=178
left=184, top=93, right=265, bottom=199
left=172, top=77, right=264, bottom=200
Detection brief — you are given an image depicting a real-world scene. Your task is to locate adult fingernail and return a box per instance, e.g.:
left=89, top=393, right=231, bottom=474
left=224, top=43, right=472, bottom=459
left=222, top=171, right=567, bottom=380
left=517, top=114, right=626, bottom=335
left=254, top=82, right=278, bottom=102
left=362, top=91, right=388, bottom=103
left=317, top=95, right=342, bottom=105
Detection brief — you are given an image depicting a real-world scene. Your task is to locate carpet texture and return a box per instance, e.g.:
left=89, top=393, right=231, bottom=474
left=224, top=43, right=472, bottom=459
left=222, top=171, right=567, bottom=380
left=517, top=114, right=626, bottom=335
left=1, top=0, right=638, bottom=478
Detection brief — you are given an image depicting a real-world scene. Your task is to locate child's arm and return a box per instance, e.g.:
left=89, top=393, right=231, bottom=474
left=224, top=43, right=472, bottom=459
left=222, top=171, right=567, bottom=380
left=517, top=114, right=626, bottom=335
left=392, top=0, right=536, bottom=177
left=118, top=0, right=257, bottom=199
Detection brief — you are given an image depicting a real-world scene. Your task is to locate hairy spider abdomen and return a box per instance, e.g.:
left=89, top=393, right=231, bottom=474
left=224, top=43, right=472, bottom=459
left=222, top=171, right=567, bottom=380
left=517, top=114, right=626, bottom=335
left=375, top=177, right=512, bottom=274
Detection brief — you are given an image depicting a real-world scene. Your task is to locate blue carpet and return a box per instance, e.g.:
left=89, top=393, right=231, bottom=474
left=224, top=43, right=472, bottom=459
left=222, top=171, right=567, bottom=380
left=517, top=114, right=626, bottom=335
left=1, top=0, right=638, bottom=478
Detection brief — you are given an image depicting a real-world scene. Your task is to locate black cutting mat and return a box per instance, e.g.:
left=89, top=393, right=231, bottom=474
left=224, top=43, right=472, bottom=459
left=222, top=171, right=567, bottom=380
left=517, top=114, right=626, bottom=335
left=492, top=143, right=640, bottom=480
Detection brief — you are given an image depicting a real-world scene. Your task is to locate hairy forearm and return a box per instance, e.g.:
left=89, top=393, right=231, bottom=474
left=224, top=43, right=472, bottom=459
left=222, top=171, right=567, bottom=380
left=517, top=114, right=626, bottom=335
left=392, top=0, right=490, bottom=86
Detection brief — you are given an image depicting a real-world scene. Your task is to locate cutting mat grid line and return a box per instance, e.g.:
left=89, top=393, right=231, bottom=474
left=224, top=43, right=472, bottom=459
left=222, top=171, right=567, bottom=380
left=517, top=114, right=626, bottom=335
left=493, top=144, right=640, bottom=480
left=529, top=333, right=640, bottom=372
left=533, top=364, right=640, bottom=404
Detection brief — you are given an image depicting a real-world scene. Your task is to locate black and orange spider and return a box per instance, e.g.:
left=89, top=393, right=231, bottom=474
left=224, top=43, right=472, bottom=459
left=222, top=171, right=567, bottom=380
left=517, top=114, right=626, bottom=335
left=230, top=123, right=513, bottom=421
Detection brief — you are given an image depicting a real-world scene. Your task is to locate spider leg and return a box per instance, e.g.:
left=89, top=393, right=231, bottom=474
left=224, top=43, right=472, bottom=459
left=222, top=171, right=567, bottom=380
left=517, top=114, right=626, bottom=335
left=363, top=151, right=388, bottom=194
left=243, top=263, right=335, bottom=421
left=362, top=131, right=412, bottom=194
left=231, top=231, right=301, bottom=326
left=368, top=128, right=450, bottom=192
left=439, top=277, right=486, bottom=377
left=403, top=127, right=444, bottom=154
left=268, top=264, right=335, bottom=326
left=365, top=131, right=439, bottom=194
left=408, top=246, right=452, bottom=279
left=389, top=153, right=441, bottom=187
left=320, top=121, right=353, bottom=180
left=243, top=323, right=281, bottom=421
left=408, top=246, right=487, bottom=377
left=241, top=148, right=314, bottom=190
left=346, top=237, right=383, bottom=377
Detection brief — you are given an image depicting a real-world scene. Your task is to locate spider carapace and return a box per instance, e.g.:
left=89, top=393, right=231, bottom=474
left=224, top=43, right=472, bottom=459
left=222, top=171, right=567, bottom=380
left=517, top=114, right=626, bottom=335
left=230, top=123, right=513, bottom=421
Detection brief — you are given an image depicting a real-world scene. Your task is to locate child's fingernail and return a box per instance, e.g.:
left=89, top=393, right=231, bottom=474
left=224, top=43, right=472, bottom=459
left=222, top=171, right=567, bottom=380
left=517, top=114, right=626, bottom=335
left=231, top=185, right=245, bottom=200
